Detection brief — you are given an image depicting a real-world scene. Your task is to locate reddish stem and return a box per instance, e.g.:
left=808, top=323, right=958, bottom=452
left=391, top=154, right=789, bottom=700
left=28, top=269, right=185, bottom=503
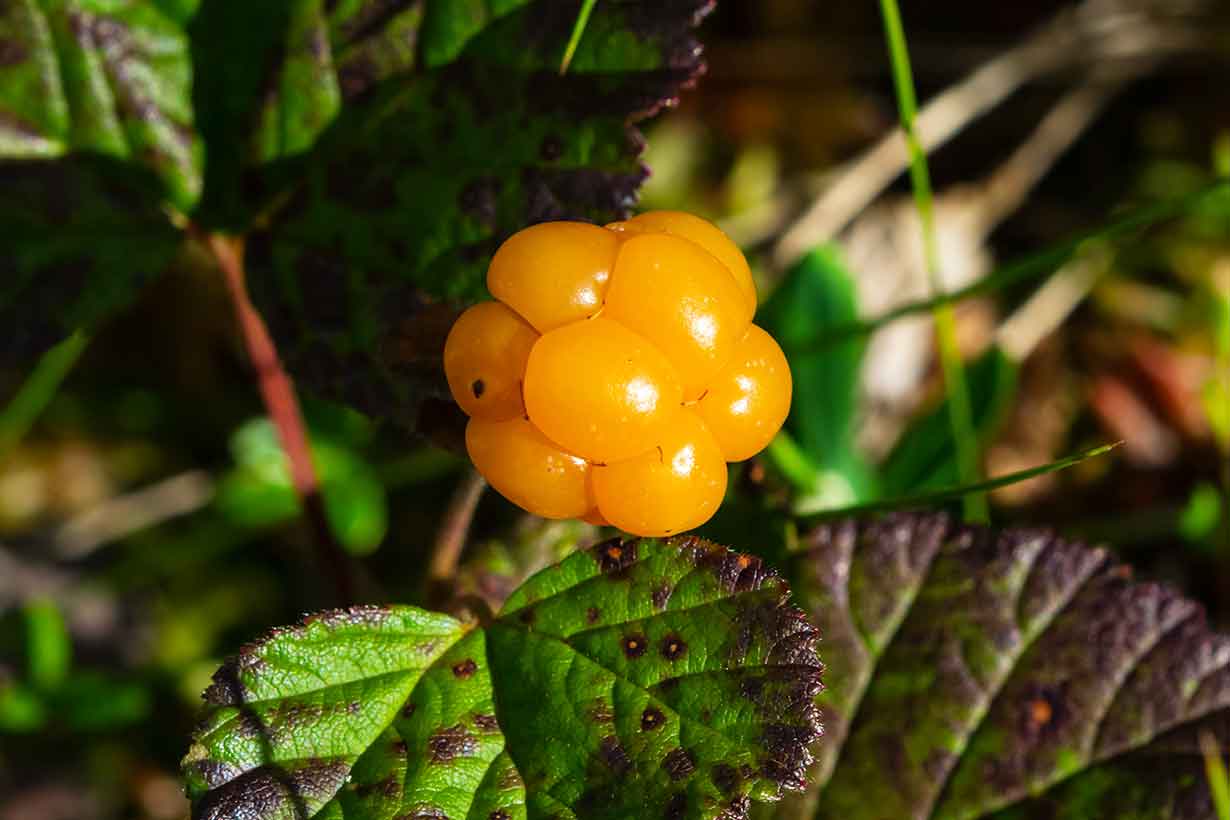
left=206, top=234, right=356, bottom=605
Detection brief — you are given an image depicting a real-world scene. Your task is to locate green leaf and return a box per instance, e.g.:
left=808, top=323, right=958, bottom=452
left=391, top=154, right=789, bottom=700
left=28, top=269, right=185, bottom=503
left=759, top=245, right=875, bottom=506
left=774, top=512, right=1230, bottom=819
left=184, top=537, right=824, bottom=819
left=881, top=344, right=1019, bottom=497
left=215, top=416, right=388, bottom=555
left=242, top=0, right=711, bottom=429
left=0, top=0, right=202, bottom=207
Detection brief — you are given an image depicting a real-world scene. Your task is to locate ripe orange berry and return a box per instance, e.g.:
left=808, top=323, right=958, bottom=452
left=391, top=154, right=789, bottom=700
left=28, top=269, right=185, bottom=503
left=443, top=301, right=538, bottom=421
left=487, top=221, right=619, bottom=332
left=696, top=324, right=792, bottom=461
left=465, top=417, right=591, bottom=519
left=591, top=410, right=727, bottom=537
left=608, top=210, right=757, bottom=320
left=603, top=232, right=750, bottom=401
left=523, top=317, right=683, bottom=464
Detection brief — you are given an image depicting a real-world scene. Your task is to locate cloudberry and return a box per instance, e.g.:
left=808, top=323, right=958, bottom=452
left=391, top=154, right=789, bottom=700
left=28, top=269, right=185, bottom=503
left=443, top=212, right=791, bottom=536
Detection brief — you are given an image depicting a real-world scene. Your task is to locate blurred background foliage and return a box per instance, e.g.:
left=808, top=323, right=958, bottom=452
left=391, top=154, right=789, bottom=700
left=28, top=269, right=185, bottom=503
left=3, top=1, right=1230, bottom=817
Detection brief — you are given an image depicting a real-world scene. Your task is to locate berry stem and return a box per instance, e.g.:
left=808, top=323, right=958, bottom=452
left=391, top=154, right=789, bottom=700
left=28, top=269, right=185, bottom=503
left=205, top=232, right=357, bottom=605
left=428, top=468, right=486, bottom=604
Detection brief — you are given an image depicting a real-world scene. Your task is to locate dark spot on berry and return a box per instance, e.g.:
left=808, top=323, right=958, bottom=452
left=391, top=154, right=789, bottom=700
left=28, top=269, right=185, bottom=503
left=662, top=747, right=696, bottom=781
left=598, top=735, right=631, bottom=774
left=471, top=379, right=485, bottom=398
left=586, top=606, right=601, bottom=623
left=664, top=791, right=687, bottom=819
left=660, top=635, right=687, bottom=661
left=623, top=634, right=648, bottom=659
left=427, top=724, right=479, bottom=763
left=641, top=707, right=665, bottom=731
left=712, top=763, right=740, bottom=795
left=452, top=659, right=478, bottom=678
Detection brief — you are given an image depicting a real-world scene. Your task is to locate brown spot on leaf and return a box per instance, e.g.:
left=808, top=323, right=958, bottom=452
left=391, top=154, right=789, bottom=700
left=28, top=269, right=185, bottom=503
left=593, top=537, right=637, bottom=574
left=489, top=812, right=511, bottom=820
left=356, top=775, right=400, bottom=798
left=452, top=659, right=478, bottom=678
left=473, top=713, right=500, bottom=732
left=623, top=634, right=648, bottom=659
left=712, top=762, right=740, bottom=795
left=402, top=702, right=417, bottom=718
left=589, top=701, right=616, bottom=723
left=586, top=606, right=601, bottom=623
left=391, top=740, right=408, bottom=755
left=518, top=607, right=535, bottom=625
left=598, top=735, right=632, bottom=774
left=664, top=791, right=687, bottom=819
left=652, top=581, right=673, bottom=610
left=662, top=747, right=696, bottom=781
left=641, top=707, right=665, bottom=731
left=428, top=724, right=479, bottom=763
left=660, top=635, right=687, bottom=661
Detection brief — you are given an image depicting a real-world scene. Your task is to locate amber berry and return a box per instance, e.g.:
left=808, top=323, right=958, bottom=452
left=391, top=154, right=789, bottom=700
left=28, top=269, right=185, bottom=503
left=443, top=301, right=538, bottom=421
left=696, top=324, right=793, bottom=462
left=487, top=221, right=619, bottom=332
left=608, top=210, right=757, bottom=320
left=603, top=232, right=750, bottom=400
left=465, top=417, right=591, bottom=519
left=523, top=317, right=683, bottom=464
left=591, top=410, right=727, bottom=537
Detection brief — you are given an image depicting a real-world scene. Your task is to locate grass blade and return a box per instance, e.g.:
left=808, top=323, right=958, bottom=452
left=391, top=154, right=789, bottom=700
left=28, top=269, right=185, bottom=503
left=793, top=179, right=1230, bottom=352
left=0, top=330, right=88, bottom=461
left=878, top=0, right=985, bottom=523
left=799, top=442, right=1119, bottom=520
left=1201, top=730, right=1230, bottom=820
left=559, top=0, right=598, bottom=75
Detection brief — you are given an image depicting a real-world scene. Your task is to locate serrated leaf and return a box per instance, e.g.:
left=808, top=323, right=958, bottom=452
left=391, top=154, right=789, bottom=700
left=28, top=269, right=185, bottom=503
left=0, top=0, right=201, bottom=206
left=184, top=537, right=824, bottom=820
left=241, top=0, right=710, bottom=430
left=0, top=0, right=199, bottom=361
left=775, top=512, right=1230, bottom=819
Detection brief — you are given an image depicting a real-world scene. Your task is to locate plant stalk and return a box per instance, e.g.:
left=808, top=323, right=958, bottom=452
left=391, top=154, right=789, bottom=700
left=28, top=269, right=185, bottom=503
left=206, top=233, right=356, bottom=605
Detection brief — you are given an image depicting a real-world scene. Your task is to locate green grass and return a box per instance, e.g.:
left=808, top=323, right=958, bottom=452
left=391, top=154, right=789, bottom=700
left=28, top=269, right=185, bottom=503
left=878, top=0, right=986, bottom=523
left=0, top=330, right=88, bottom=461
left=559, top=0, right=598, bottom=75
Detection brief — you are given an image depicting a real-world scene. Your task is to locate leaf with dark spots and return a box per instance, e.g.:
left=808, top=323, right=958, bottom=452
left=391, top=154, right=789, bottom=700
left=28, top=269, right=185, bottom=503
left=768, top=512, right=1230, bottom=820
left=0, top=0, right=201, bottom=207
left=244, top=0, right=710, bottom=435
left=186, top=538, right=823, bottom=819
